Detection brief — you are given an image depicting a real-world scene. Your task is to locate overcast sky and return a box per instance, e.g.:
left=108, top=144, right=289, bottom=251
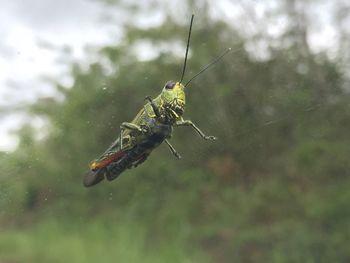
left=0, top=0, right=116, bottom=150
left=0, top=0, right=344, bottom=151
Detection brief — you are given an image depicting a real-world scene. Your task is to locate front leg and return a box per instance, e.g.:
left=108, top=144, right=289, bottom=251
left=145, top=96, right=161, bottom=118
left=175, top=119, right=217, bottom=141
left=164, top=139, right=181, bottom=159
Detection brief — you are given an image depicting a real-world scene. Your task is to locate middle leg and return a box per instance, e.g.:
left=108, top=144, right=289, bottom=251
left=164, top=139, right=181, bottom=159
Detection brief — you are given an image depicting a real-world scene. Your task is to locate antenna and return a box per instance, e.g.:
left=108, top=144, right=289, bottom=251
left=180, top=14, right=194, bottom=83
left=185, top=48, right=232, bottom=87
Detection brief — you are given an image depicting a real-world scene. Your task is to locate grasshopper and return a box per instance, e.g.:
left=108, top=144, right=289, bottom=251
left=83, top=15, right=230, bottom=187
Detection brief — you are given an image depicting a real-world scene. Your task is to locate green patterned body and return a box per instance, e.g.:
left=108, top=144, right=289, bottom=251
left=90, top=81, right=186, bottom=170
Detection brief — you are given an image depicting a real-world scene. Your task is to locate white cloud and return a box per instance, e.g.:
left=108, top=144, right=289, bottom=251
left=0, top=0, right=112, bottom=151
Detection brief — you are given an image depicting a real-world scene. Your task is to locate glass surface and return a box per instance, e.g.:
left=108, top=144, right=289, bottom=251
left=1, top=1, right=349, bottom=262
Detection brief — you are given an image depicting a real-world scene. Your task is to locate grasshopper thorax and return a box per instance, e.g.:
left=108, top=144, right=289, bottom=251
left=158, top=80, right=186, bottom=121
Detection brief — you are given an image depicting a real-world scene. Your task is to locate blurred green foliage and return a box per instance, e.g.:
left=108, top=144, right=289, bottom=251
left=1, top=1, right=350, bottom=262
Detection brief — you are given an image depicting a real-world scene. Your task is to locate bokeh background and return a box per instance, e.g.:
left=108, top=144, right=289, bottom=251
left=1, top=0, right=350, bottom=262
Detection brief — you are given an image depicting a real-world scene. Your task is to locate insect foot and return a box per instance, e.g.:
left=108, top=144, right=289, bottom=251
left=205, top=135, right=217, bottom=141
left=175, top=153, right=182, bottom=159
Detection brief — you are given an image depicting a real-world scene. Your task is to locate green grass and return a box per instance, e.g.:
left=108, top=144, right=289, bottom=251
left=0, top=219, right=207, bottom=263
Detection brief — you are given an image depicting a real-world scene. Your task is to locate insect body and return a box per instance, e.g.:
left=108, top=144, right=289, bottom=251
left=83, top=15, right=229, bottom=187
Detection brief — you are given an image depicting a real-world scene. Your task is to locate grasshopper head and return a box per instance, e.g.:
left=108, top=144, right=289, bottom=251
left=160, top=80, right=186, bottom=119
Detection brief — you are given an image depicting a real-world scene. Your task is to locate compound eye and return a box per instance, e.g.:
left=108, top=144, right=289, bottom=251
left=165, top=81, right=175, bottom=89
